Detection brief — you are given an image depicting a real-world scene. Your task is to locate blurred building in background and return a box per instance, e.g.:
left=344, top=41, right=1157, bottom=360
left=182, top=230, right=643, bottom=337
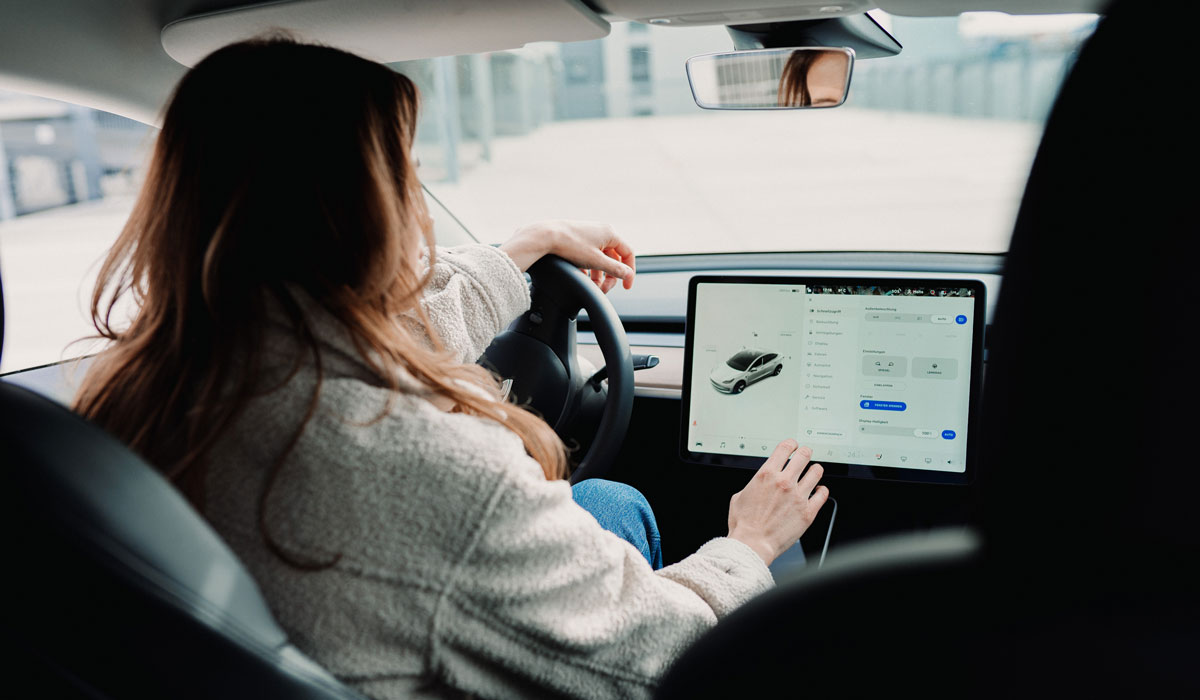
left=851, top=13, right=1097, bottom=120
left=0, top=91, right=150, bottom=221
left=389, top=14, right=1094, bottom=185
left=0, top=13, right=1096, bottom=213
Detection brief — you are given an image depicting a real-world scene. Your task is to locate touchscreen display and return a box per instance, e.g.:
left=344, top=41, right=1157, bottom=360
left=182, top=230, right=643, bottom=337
left=682, top=277, right=984, bottom=482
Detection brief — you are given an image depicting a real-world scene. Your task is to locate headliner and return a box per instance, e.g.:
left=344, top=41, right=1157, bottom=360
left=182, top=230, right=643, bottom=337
left=0, top=0, right=1107, bottom=125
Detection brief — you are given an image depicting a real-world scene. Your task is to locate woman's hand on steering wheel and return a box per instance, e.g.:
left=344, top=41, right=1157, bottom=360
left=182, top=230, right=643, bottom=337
left=500, top=220, right=636, bottom=293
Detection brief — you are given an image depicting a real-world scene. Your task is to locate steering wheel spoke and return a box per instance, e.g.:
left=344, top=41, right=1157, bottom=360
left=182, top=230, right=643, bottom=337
left=479, top=256, right=633, bottom=483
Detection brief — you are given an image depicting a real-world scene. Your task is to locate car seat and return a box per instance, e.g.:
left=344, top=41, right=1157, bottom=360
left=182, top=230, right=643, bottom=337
left=0, top=278, right=363, bottom=694
left=656, top=0, right=1200, bottom=696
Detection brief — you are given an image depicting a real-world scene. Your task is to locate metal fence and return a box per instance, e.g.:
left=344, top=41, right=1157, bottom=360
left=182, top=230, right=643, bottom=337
left=849, top=45, right=1078, bottom=122
left=0, top=96, right=151, bottom=220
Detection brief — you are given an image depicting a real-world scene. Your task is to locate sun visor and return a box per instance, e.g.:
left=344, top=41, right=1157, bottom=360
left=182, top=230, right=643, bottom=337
left=161, top=0, right=610, bottom=67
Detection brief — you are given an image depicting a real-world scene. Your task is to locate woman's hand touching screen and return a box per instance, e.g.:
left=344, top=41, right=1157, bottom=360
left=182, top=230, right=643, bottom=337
left=727, top=439, right=830, bottom=566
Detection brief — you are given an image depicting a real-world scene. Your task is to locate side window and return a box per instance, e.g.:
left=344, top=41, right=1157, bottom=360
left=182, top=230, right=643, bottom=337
left=762, top=353, right=777, bottom=363
left=0, top=90, right=478, bottom=378
left=0, top=91, right=154, bottom=374
left=748, top=357, right=762, bottom=371
left=424, top=186, right=477, bottom=247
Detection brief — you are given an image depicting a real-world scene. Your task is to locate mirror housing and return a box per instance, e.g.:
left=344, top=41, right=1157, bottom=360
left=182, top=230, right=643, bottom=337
left=686, top=47, right=854, bottom=110
left=726, top=14, right=901, bottom=58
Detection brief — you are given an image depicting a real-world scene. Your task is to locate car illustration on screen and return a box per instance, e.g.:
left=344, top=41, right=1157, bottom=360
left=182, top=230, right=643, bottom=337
left=709, top=348, right=783, bottom=394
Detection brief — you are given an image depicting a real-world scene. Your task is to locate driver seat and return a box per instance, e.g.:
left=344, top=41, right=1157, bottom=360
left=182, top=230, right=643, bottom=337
left=657, top=1, right=1199, bottom=696
left=0, top=281, right=362, bottom=694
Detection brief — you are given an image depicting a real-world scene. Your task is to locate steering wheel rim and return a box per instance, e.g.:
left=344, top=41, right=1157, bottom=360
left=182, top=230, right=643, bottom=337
left=479, top=255, right=633, bottom=484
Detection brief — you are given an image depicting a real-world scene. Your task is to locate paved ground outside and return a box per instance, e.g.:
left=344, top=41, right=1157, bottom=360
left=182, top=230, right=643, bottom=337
left=0, top=108, right=1040, bottom=372
left=424, top=108, right=1041, bottom=254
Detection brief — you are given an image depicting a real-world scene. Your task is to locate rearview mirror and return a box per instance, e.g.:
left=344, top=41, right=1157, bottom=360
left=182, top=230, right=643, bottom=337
left=686, top=47, right=854, bottom=110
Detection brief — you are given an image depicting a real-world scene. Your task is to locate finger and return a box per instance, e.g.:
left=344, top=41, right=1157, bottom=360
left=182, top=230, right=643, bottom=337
left=760, top=439, right=798, bottom=475
left=600, top=242, right=638, bottom=289
left=608, top=250, right=635, bottom=291
left=601, top=274, right=618, bottom=294
left=781, top=445, right=813, bottom=480
left=566, top=237, right=629, bottom=280
left=603, top=249, right=624, bottom=285
left=590, top=268, right=602, bottom=287
left=584, top=247, right=633, bottom=281
left=605, top=241, right=636, bottom=290
left=809, top=484, right=830, bottom=508
left=797, top=463, right=825, bottom=498
left=557, top=228, right=634, bottom=282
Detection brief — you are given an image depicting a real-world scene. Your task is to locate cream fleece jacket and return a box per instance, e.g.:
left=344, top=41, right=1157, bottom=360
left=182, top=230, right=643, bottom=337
left=203, top=244, right=774, bottom=700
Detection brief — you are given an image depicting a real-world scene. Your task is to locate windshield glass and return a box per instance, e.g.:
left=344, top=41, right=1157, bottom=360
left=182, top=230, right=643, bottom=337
left=397, top=12, right=1096, bottom=255
left=726, top=350, right=758, bottom=371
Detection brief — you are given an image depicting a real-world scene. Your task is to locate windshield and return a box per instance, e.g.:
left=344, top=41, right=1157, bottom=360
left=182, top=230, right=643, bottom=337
left=398, top=12, right=1095, bottom=255
left=726, top=350, right=758, bottom=371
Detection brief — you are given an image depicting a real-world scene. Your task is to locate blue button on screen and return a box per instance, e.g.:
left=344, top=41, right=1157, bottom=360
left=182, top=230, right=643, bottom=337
left=955, top=315, right=967, bottom=325
left=861, top=400, right=907, bottom=411
left=942, top=429, right=956, bottom=439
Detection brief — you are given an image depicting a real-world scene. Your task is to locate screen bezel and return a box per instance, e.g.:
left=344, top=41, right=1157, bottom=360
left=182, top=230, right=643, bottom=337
left=679, top=275, right=986, bottom=486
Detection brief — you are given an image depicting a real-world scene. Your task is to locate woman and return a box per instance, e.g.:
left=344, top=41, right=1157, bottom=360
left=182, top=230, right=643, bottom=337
left=75, top=38, right=829, bottom=699
left=777, top=48, right=851, bottom=108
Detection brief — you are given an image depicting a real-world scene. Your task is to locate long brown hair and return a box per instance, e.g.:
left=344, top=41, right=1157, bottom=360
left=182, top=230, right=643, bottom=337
left=74, top=38, right=567, bottom=562
left=777, top=51, right=818, bottom=107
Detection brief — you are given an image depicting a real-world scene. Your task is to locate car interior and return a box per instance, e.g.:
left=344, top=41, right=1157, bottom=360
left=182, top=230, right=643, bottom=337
left=2, top=0, right=1196, bottom=696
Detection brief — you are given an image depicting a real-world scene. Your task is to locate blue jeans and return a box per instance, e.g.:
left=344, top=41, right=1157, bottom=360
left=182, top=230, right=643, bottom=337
left=572, top=479, right=664, bottom=570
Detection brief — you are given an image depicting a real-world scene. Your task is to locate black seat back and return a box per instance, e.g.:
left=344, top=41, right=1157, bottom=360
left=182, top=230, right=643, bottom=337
left=0, top=261, right=360, bottom=696
left=975, top=0, right=1200, bottom=583
left=658, top=1, right=1199, bottom=696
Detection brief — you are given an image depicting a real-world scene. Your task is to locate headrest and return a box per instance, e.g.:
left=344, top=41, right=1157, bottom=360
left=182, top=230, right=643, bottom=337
left=979, top=0, right=1197, bottom=587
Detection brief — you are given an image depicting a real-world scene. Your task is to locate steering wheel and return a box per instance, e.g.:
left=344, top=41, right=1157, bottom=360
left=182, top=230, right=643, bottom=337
left=479, top=255, right=633, bottom=484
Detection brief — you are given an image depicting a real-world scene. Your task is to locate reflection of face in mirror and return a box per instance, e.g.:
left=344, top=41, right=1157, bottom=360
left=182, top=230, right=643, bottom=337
left=777, top=50, right=850, bottom=108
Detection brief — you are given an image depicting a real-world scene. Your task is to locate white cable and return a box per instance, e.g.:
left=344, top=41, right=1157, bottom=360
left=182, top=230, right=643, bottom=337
left=817, top=497, right=837, bottom=568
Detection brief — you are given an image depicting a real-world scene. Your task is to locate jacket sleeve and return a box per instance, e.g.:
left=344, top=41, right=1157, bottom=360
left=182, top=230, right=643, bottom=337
left=429, top=423, right=774, bottom=699
left=407, top=243, right=531, bottom=363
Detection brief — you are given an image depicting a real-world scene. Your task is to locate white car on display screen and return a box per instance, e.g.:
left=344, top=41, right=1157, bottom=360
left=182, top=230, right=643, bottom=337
left=710, top=348, right=782, bottom=394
